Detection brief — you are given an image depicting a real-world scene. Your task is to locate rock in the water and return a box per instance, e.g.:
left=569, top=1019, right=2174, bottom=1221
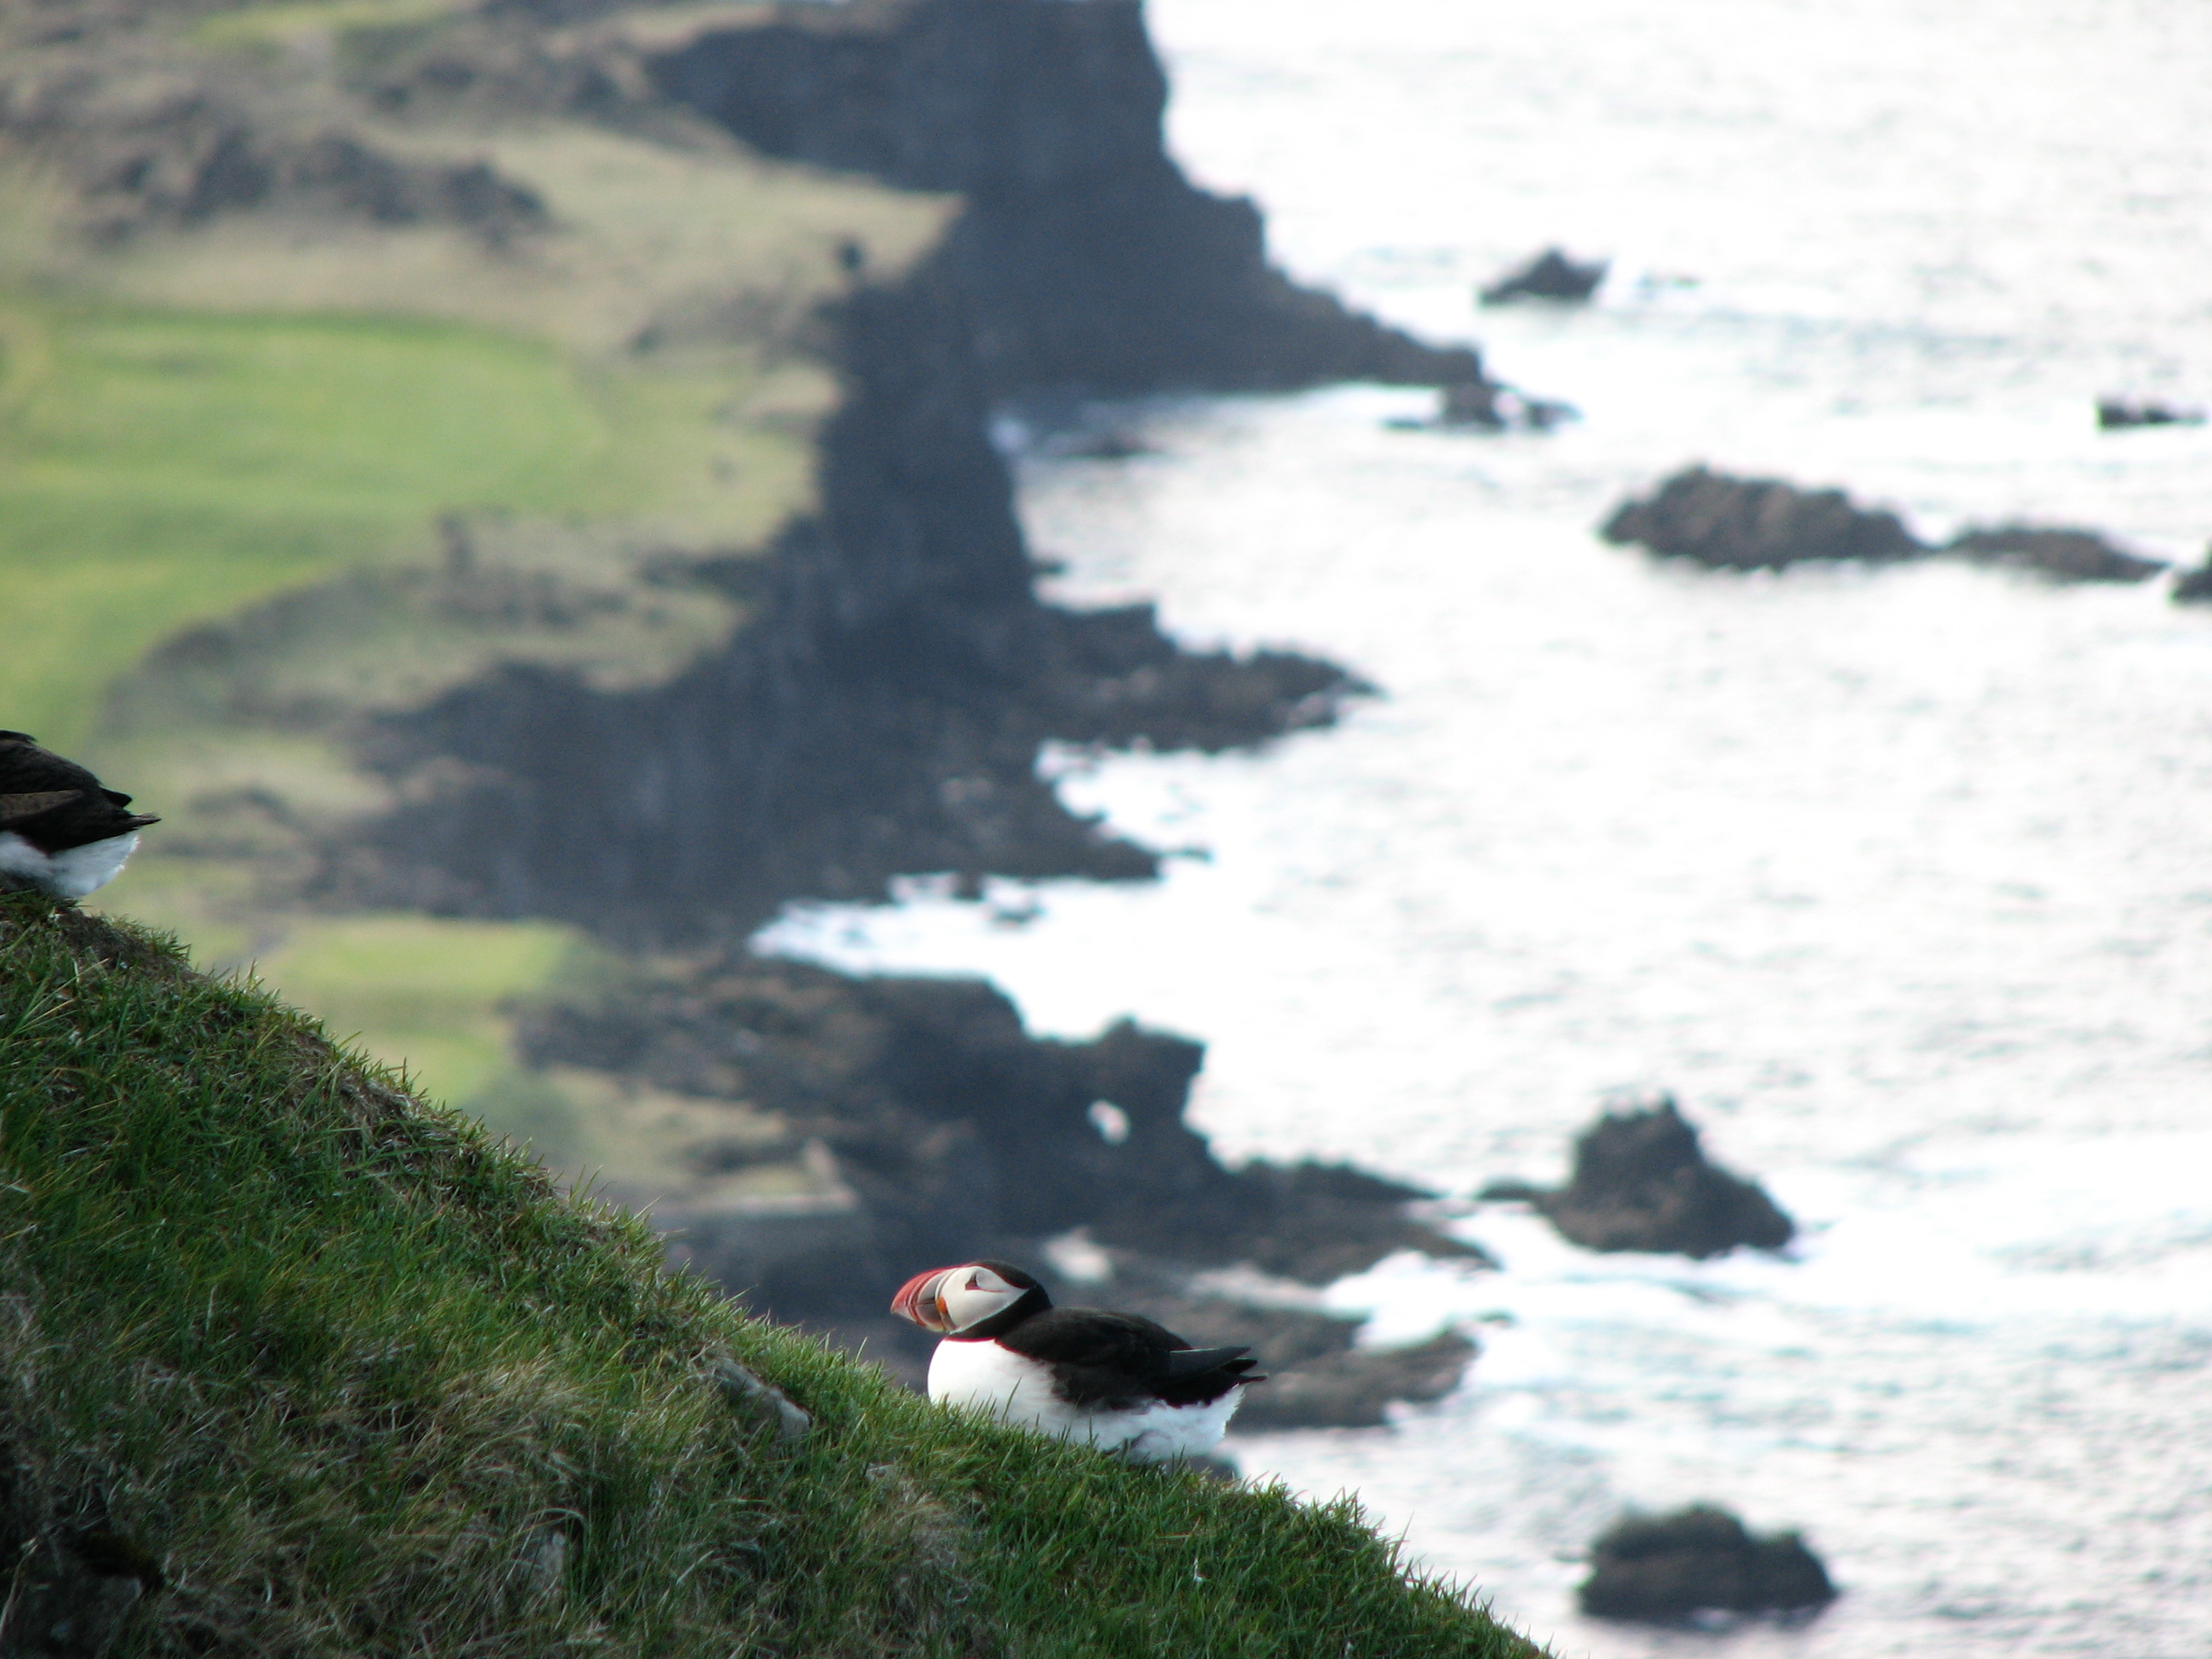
left=1229, top=1331, right=1476, bottom=1430
left=2168, top=547, right=2212, bottom=605
left=1599, top=466, right=1925, bottom=570
left=1578, top=1505, right=1837, bottom=1624
left=1480, top=247, right=1608, bottom=306
left=1487, top=1096, right=1794, bottom=1259
left=1944, top=525, right=2166, bottom=583
left=2097, top=397, right=2204, bottom=430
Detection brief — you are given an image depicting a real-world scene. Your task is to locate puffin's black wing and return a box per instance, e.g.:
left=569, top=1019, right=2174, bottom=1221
left=999, top=1309, right=1264, bottom=1409
left=0, top=734, right=156, bottom=851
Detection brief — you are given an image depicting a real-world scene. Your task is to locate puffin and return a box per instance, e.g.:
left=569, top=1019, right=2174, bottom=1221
left=0, top=732, right=159, bottom=899
left=890, top=1260, right=1264, bottom=1463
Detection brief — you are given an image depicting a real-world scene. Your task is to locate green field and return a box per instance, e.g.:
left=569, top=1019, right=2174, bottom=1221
left=0, top=298, right=788, bottom=749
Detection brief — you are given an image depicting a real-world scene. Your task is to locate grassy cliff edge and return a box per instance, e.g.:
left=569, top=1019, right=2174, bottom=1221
left=0, top=892, right=1541, bottom=1658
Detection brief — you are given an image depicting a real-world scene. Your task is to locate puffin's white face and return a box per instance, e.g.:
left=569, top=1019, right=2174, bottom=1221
left=890, top=1263, right=1030, bottom=1334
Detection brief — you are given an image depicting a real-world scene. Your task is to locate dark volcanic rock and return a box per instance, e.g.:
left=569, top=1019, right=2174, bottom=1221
left=1579, top=1506, right=1837, bottom=1624
left=1229, top=1332, right=1476, bottom=1431
left=1600, top=466, right=1925, bottom=570
left=518, top=951, right=1489, bottom=1320
left=1487, top=1097, right=1794, bottom=1259
left=1479, top=247, right=1608, bottom=306
left=647, top=0, right=1487, bottom=396
left=1944, top=525, right=2166, bottom=583
left=2173, top=547, right=2212, bottom=605
left=324, top=263, right=1368, bottom=942
left=2097, top=397, right=2204, bottom=430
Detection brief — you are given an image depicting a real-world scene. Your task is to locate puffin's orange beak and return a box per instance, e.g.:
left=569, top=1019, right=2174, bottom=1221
left=891, top=1267, right=954, bottom=1331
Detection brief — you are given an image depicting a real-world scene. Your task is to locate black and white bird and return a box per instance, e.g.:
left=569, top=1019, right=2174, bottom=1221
left=0, top=732, right=159, bottom=899
left=890, top=1260, right=1264, bottom=1463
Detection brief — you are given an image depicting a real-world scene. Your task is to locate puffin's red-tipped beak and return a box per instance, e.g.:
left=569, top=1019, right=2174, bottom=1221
left=891, top=1268, right=954, bottom=1331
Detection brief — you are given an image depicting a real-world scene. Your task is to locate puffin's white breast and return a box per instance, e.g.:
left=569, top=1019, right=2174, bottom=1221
left=927, top=1339, right=1244, bottom=1464
left=0, top=830, right=139, bottom=899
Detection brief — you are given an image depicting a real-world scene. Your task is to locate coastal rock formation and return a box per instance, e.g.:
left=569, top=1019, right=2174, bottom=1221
left=319, top=0, right=1496, bottom=942
left=2097, top=397, right=2204, bottom=430
left=1943, top=525, right=2166, bottom=583
left=1485, top=1096, right=1794, bottom=1259
left=518, top=951, right=1488, bottom=1299
left=1603, top=467, right=2171, bottom=585
left=324, top=262, right=1368, bottom=940
left=647, top=0, right=1487, bottom=395
left=1479, top=247, right=1608, bottom=306
left=1579, top=1506, right=1837, bottom=1624
left=1599, top=466, right=1924, bottom=569
left=2173, top=548, right=2212, bottom=604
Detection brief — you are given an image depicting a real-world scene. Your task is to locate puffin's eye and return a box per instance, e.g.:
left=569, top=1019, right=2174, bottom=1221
left=965, top=1270, right=982, bottom=1289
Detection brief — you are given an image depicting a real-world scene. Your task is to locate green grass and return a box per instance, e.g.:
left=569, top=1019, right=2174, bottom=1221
left=0, top=298, right=775, bottom=749
left=0, top=892, right=1542, bottom=1658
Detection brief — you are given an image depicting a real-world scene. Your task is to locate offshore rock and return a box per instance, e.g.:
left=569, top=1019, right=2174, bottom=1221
left=1943, top=525, right=2166, bottom=583
left=1479, top=247, right=1608, bottom=306
left=1229, top=1333, right=1476, bottom=1431
left=2172, top=547, right=2212, bottom=604
left=2096, top=397, right=2204, bottom=430
left=1485, top=1096, right=1794, bottom=1259
left=1600, top=466, right=1925, bottom=570
left=1579, top=1506, right=1837, bottom=1624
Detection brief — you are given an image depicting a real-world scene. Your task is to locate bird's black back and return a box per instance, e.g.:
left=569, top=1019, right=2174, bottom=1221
left=0, top=734, right=157, bottom=853
left=997, top=1307, right=1263, bottom=1409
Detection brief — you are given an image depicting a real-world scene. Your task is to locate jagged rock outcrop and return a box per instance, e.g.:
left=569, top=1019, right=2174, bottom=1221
left=1485, top=1097, right=1794, bottom=1259
left=1943, top=525, right=2165, bottom=583
left=324, top=304, right=1362, bottom=935
left=2097, top=397, right=2203, bottom=430
left=518, top=951, right=1486, bottom=1308
left=646, top=0, right=1488, bottom=396
left=1579, top=1506, right=1837, bottom=1624
left=1604, top=467, right=2173, bottom=585
left=1600, top=466, right=1924, bottom=570
left=1479, top=247, right=1607, bottom=306
left=325, top=183, right=1371, bottom=941
left=2173, top=547, right=2212, bottom=604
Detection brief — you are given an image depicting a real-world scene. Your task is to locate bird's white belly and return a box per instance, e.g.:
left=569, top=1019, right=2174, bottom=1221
left=927, top=1339, right=1243, bottom=1464
left=0, top=830, right=139, bottom=899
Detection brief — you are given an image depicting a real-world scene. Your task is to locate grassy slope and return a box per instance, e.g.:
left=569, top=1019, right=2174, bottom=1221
left=0, top=892, right=1543, bottom=1658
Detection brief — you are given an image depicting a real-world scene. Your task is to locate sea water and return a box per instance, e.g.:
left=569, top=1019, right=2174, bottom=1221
left=756, top=2, right=2212, bottom=1652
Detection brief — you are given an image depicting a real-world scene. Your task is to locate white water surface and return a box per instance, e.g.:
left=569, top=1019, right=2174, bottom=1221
left=760, top=2, right=2212, bottom=1654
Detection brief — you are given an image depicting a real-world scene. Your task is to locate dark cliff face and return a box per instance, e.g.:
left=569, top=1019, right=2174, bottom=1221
left=328, top=271, right=1361, bottom=939
left=650, top=0, right=1485, bottom=394
left=324, top=0, right=1463, bottom=938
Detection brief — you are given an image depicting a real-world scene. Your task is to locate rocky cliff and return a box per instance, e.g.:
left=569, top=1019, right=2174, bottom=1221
left=331, top=0, right=1477, bottom=942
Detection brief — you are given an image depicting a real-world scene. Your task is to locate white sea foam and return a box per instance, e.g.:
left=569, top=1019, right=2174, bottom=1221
left=759, top=1, right=2212, bottom=1652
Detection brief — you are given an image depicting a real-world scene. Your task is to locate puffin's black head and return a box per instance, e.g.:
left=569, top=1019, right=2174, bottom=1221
left=890, top=1260, right=1050, bottom=1339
